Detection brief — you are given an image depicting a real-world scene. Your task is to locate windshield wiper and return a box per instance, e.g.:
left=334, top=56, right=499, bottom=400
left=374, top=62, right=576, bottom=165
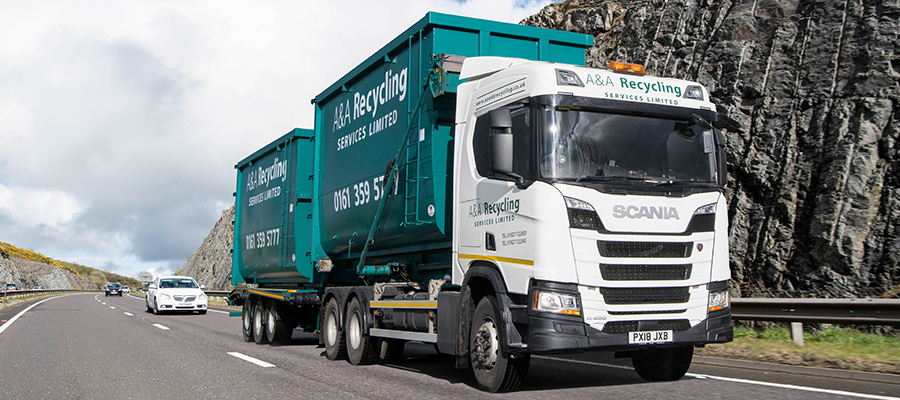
left=575, top=175, right=653, bottom=183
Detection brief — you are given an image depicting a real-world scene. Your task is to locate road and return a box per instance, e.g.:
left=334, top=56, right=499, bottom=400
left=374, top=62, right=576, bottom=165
left=0, top=293, right=896, bottom=399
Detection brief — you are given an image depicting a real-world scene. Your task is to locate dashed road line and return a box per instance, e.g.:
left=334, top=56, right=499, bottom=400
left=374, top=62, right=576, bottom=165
left=227, top=352, right=275, bottom=368
left=153, top=324, right=170, bottom=330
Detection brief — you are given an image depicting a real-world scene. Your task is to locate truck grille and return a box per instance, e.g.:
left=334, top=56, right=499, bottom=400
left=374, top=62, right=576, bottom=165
left=173, top=295, right=196, bottom=302
left=599, top=264, right=692, bottom=280
left=601, top=319, right=692, bottom=334
left=597, top=241, right=692, bottom=258
left=600, top=287, right=690, bottom=304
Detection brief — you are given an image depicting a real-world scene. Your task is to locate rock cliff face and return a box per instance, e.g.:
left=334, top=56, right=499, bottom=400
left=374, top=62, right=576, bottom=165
left=523, top=0, right=900, bottom=298
left=0, top=256, right=98, bottom=290
left=180, top=205, right=235, bottom=290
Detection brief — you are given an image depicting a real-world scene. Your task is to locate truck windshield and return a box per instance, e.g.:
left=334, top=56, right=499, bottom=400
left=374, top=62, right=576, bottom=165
left=540, top=107, right=719, bottom=185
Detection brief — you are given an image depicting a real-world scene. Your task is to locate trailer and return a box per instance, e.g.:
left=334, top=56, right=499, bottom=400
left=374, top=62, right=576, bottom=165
left=231, top=12, right=732, bottom=392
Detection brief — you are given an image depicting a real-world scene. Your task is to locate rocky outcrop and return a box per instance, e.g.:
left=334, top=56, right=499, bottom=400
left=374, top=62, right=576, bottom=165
left=180, top=205, right=235, bottom=290
left=0, top=256, right=98, bottom=290
left=523, top=0, right=900, bottom=298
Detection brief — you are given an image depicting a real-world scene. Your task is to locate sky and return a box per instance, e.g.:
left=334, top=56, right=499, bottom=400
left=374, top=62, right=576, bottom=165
left=0, top=0, right=559, bottom=280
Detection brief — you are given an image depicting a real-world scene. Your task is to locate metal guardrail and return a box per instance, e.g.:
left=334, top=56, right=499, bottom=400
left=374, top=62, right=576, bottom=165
left=10, top=288, right=898, bottom=326
left=731, top=298, right=900, bottom=326
left=0, top=289, right=99, bottom=302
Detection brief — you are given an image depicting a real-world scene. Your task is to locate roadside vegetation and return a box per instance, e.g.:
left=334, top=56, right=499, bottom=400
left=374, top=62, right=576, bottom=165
left=695, top=324, right=900, bottom=375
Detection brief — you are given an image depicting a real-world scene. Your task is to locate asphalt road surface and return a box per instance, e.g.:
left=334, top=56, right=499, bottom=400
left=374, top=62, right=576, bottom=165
left=0, top=293, right=896, bottom=399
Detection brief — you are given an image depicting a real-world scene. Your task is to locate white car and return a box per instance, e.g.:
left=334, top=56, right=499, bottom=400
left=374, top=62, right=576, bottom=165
left=145, top=276, right=208, bottom=315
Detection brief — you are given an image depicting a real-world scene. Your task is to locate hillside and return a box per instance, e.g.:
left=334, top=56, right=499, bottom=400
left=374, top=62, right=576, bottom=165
left=0, top=242, right=101, bottom=290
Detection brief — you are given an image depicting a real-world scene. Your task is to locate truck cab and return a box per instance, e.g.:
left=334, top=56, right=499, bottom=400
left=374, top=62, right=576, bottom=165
left=449, top=57, right=732, bottom=384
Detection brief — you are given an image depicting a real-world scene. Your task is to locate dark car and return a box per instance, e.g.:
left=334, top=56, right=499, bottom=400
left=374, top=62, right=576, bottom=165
left=105, top=283, right=122, bottom=297
left=5, top=283, right=20, bottom=291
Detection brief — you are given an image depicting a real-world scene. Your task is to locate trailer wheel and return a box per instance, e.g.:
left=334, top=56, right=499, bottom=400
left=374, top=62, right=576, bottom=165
left=241, top=301, right=253, bottom=342
left=252, top=301, right=269, bottom=344
left=346, top=297, right=378, bottom=365
left=323, top=298, right=346, bottom=360
left=265, top=301, right=290, bottom=344
left=470, top=295, right=527, bottom=392
left=631, top=345, right=693, bottom=381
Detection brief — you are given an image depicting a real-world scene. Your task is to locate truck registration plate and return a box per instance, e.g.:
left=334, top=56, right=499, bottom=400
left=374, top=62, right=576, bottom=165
left=629, top=330, right=673, bottom=345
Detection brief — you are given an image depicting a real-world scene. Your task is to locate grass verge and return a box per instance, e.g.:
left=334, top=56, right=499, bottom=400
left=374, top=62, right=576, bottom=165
left=695, top=326, right=900, bottom=375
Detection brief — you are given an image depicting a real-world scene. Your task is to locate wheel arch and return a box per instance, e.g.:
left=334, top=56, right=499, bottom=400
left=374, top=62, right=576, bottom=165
left=456, top=262, right=515, bottom=367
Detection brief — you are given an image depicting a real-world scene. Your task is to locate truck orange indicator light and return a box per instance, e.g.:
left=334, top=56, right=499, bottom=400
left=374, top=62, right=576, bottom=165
left=608, top=61, right=646, bottom=75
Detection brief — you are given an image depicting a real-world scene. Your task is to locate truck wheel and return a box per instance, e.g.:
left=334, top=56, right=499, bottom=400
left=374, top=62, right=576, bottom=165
left=470, top=295, right=527, bottom=392
left=631, top=345, right=693, bottom=381
left=323, top=298, right=346, bottom=360
left=346, top=297, right=377, bottom=365
left=265, top=301, right=290, bottom=344
left=252, top=301, right=269, bottom=344
left=241, top=301, right=253, bottom=342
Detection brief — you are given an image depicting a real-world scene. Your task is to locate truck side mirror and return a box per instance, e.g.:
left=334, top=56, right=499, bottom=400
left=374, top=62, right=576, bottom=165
left=489, top=109, right=525, bottom=188
left=713, top=128, right=727, bottom=187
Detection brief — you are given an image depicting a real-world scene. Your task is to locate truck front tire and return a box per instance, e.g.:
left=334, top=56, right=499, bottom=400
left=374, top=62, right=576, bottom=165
left=324, top=298, right=346, bottom=360
left=631, top=345, right=693, bottom=381
left=470, top=295, right=527, bottom=392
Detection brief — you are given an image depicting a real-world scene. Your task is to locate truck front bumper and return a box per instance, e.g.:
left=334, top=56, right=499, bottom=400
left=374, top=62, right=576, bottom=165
left=523, top=308, right=733, bottom=353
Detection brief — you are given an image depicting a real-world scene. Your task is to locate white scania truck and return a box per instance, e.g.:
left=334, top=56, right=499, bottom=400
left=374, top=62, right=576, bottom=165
left=231, top=12, right=732, bottom=393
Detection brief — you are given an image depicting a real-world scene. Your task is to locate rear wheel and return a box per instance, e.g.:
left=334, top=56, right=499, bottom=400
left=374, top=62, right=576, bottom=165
left=265, top=301, right=290, bottom=344
left=470, top=295, right=528, bottom=392
left=323, top=298, right=346, bottom=360
left=241, top=301, right=253, bottom=342
left=252, top=301, right=269, bottom=344
left=346, top=297, right=377, bottom=365
left=631, top=346, right=693, bottom=381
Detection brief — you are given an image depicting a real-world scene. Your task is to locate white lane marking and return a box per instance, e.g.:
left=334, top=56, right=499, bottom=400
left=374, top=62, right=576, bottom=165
left=153, top=324, right=170, bottom=330
left=110, top=306, right=116, bottom=309
left=124, top=312, right=134, bottom=316
left=539, top=356, right=897, bottom=400
left=207, top=309, right=230, bottom=314
left=228, top=352, right=275, bottom=368
left=0, top=297, right=57, bottom=335
left=686, top=373, right=900, bottom=400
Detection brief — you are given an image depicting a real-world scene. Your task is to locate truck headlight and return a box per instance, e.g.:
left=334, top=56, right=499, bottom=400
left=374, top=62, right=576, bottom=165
left=534, top=290, right=581, bottom=316
left=565, top=197, right=604, bottom=231
left=708, top=289, right=730, bottom=312
left=694, top=203, right=716, bottom=215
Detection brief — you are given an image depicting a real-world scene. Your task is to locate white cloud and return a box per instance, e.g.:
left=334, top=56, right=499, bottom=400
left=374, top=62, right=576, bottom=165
left=0, top=184, right=85, bottom=227
left=0, top=0, right=558, bottom=278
